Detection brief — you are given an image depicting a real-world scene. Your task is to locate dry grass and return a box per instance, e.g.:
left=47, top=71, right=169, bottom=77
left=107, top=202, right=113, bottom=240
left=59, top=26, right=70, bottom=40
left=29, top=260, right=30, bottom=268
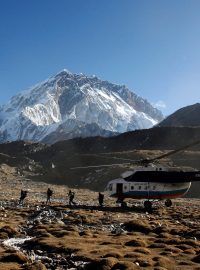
left=0, top=178, right=200, bottom=269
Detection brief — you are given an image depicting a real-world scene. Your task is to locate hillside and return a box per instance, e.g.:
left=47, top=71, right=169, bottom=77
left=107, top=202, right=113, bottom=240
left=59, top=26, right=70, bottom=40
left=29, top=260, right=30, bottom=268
left=0, top=127, right=200, bottom=197
left=158, top=103, right=200, bottom=127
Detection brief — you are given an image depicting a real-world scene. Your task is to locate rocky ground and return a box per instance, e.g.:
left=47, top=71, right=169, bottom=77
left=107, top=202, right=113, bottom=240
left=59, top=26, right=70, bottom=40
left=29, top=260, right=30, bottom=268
left=0, top=175, right=200, bottom=270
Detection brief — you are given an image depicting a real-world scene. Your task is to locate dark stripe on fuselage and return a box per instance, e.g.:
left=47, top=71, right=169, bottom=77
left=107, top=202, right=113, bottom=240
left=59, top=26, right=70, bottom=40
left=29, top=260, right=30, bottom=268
left=111, top=188, right=189, bottom=199
left=124, top=171, right=200, bottom=182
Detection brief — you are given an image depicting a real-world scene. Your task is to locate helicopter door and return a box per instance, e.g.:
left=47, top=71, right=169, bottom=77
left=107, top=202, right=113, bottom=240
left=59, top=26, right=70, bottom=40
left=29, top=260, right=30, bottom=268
left=116, top=183, right=123, bottom=198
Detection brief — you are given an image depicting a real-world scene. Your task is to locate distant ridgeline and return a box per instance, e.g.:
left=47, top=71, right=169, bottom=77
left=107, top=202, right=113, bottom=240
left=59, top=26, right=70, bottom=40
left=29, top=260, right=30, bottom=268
left=158, top=103, right=200, bottom=128
left=0, top=126, right=200, bottom=156
left=47, top=126, right=200, bottom=153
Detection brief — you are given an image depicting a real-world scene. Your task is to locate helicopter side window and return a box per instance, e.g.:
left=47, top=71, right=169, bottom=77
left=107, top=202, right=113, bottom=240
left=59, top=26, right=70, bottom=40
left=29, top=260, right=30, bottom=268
left=138, top=186, right=141, bottom=190
left=131, top=185, right=134, bottom=190
left=124, top=185, right=127, bottom=190
left=109, top=184, right=112, bottom=191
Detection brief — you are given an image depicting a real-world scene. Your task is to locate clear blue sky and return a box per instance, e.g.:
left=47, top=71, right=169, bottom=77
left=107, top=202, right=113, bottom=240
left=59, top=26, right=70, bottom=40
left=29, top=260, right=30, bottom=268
left=0, top=0, right=200, bottom=116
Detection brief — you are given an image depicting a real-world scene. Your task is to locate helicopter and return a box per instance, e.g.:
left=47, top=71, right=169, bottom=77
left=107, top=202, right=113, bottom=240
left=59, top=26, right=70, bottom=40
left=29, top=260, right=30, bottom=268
left=72, top=139, right=200, bottom=210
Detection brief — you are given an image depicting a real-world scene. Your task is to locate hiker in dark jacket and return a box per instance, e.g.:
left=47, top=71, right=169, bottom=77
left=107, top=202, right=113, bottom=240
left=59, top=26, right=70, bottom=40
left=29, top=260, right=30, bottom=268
left=68, top=190, right=76, bottom=205
left=98, top=192, right=104, bottom=207
left=19, top=190, right=27, bottom=205
left=46, top=188, right=53, bottom=204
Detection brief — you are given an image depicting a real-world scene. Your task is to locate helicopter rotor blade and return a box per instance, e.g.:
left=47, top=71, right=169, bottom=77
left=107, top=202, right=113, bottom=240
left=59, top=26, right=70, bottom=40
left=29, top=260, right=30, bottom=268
left=144, top=138, right=200, bottom=164
left=71, top=162, right=132, bottom=170
left=71, top=138, right=200, bottom=170
left=79, top=153, right=140, bottom=163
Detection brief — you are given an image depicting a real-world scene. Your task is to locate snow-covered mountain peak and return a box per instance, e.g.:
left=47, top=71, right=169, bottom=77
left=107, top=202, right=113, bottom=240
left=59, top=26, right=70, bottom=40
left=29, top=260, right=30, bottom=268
left=55, top=69, right=73, bottom=78
left=0, top=69, right=163, bottom=143
left=62, top=68, right=72, bottom=74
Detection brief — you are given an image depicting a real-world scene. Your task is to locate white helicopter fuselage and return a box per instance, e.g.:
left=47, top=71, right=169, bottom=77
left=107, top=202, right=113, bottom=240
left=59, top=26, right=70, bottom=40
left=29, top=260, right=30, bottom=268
left=105, top=178, right=191, bottom=200
left=105, top=165, right=191, bottom=200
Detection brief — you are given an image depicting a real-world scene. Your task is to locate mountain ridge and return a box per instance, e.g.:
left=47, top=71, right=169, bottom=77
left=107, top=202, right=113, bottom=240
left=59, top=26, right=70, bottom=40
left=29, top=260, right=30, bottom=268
left=158, top=103, right=200, bottom=127
left=0, top=69, right=163, bottom=144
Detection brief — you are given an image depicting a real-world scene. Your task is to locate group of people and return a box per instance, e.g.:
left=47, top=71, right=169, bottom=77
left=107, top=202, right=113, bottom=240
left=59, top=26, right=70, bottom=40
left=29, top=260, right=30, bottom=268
left=67, top=190, right=104, bottom=206
left=18, top=188, right=105, bottom=207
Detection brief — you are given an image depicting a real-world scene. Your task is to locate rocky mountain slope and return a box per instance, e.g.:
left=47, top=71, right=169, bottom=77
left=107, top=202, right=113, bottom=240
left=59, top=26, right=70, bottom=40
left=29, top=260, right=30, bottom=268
left=158, top=103, right=200, bottom=127
left=0, top=69, right=163, bottom=144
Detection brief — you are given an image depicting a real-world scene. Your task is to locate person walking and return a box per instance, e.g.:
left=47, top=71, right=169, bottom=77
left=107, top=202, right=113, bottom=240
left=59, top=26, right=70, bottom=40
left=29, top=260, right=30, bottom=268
left=98, top=192, right=104, bottom=207
left=68, top=190, right=75, bottom=206
left=19, top=190, right=28, bottom=205
left=46, top=188, right=53, bottom=204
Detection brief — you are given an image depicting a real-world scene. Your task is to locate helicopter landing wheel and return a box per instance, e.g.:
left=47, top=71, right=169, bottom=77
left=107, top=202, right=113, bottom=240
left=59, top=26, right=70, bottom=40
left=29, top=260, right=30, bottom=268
left=165, top=199, right=172, bottom=207
left=144, top=200, right=152, bottom=211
